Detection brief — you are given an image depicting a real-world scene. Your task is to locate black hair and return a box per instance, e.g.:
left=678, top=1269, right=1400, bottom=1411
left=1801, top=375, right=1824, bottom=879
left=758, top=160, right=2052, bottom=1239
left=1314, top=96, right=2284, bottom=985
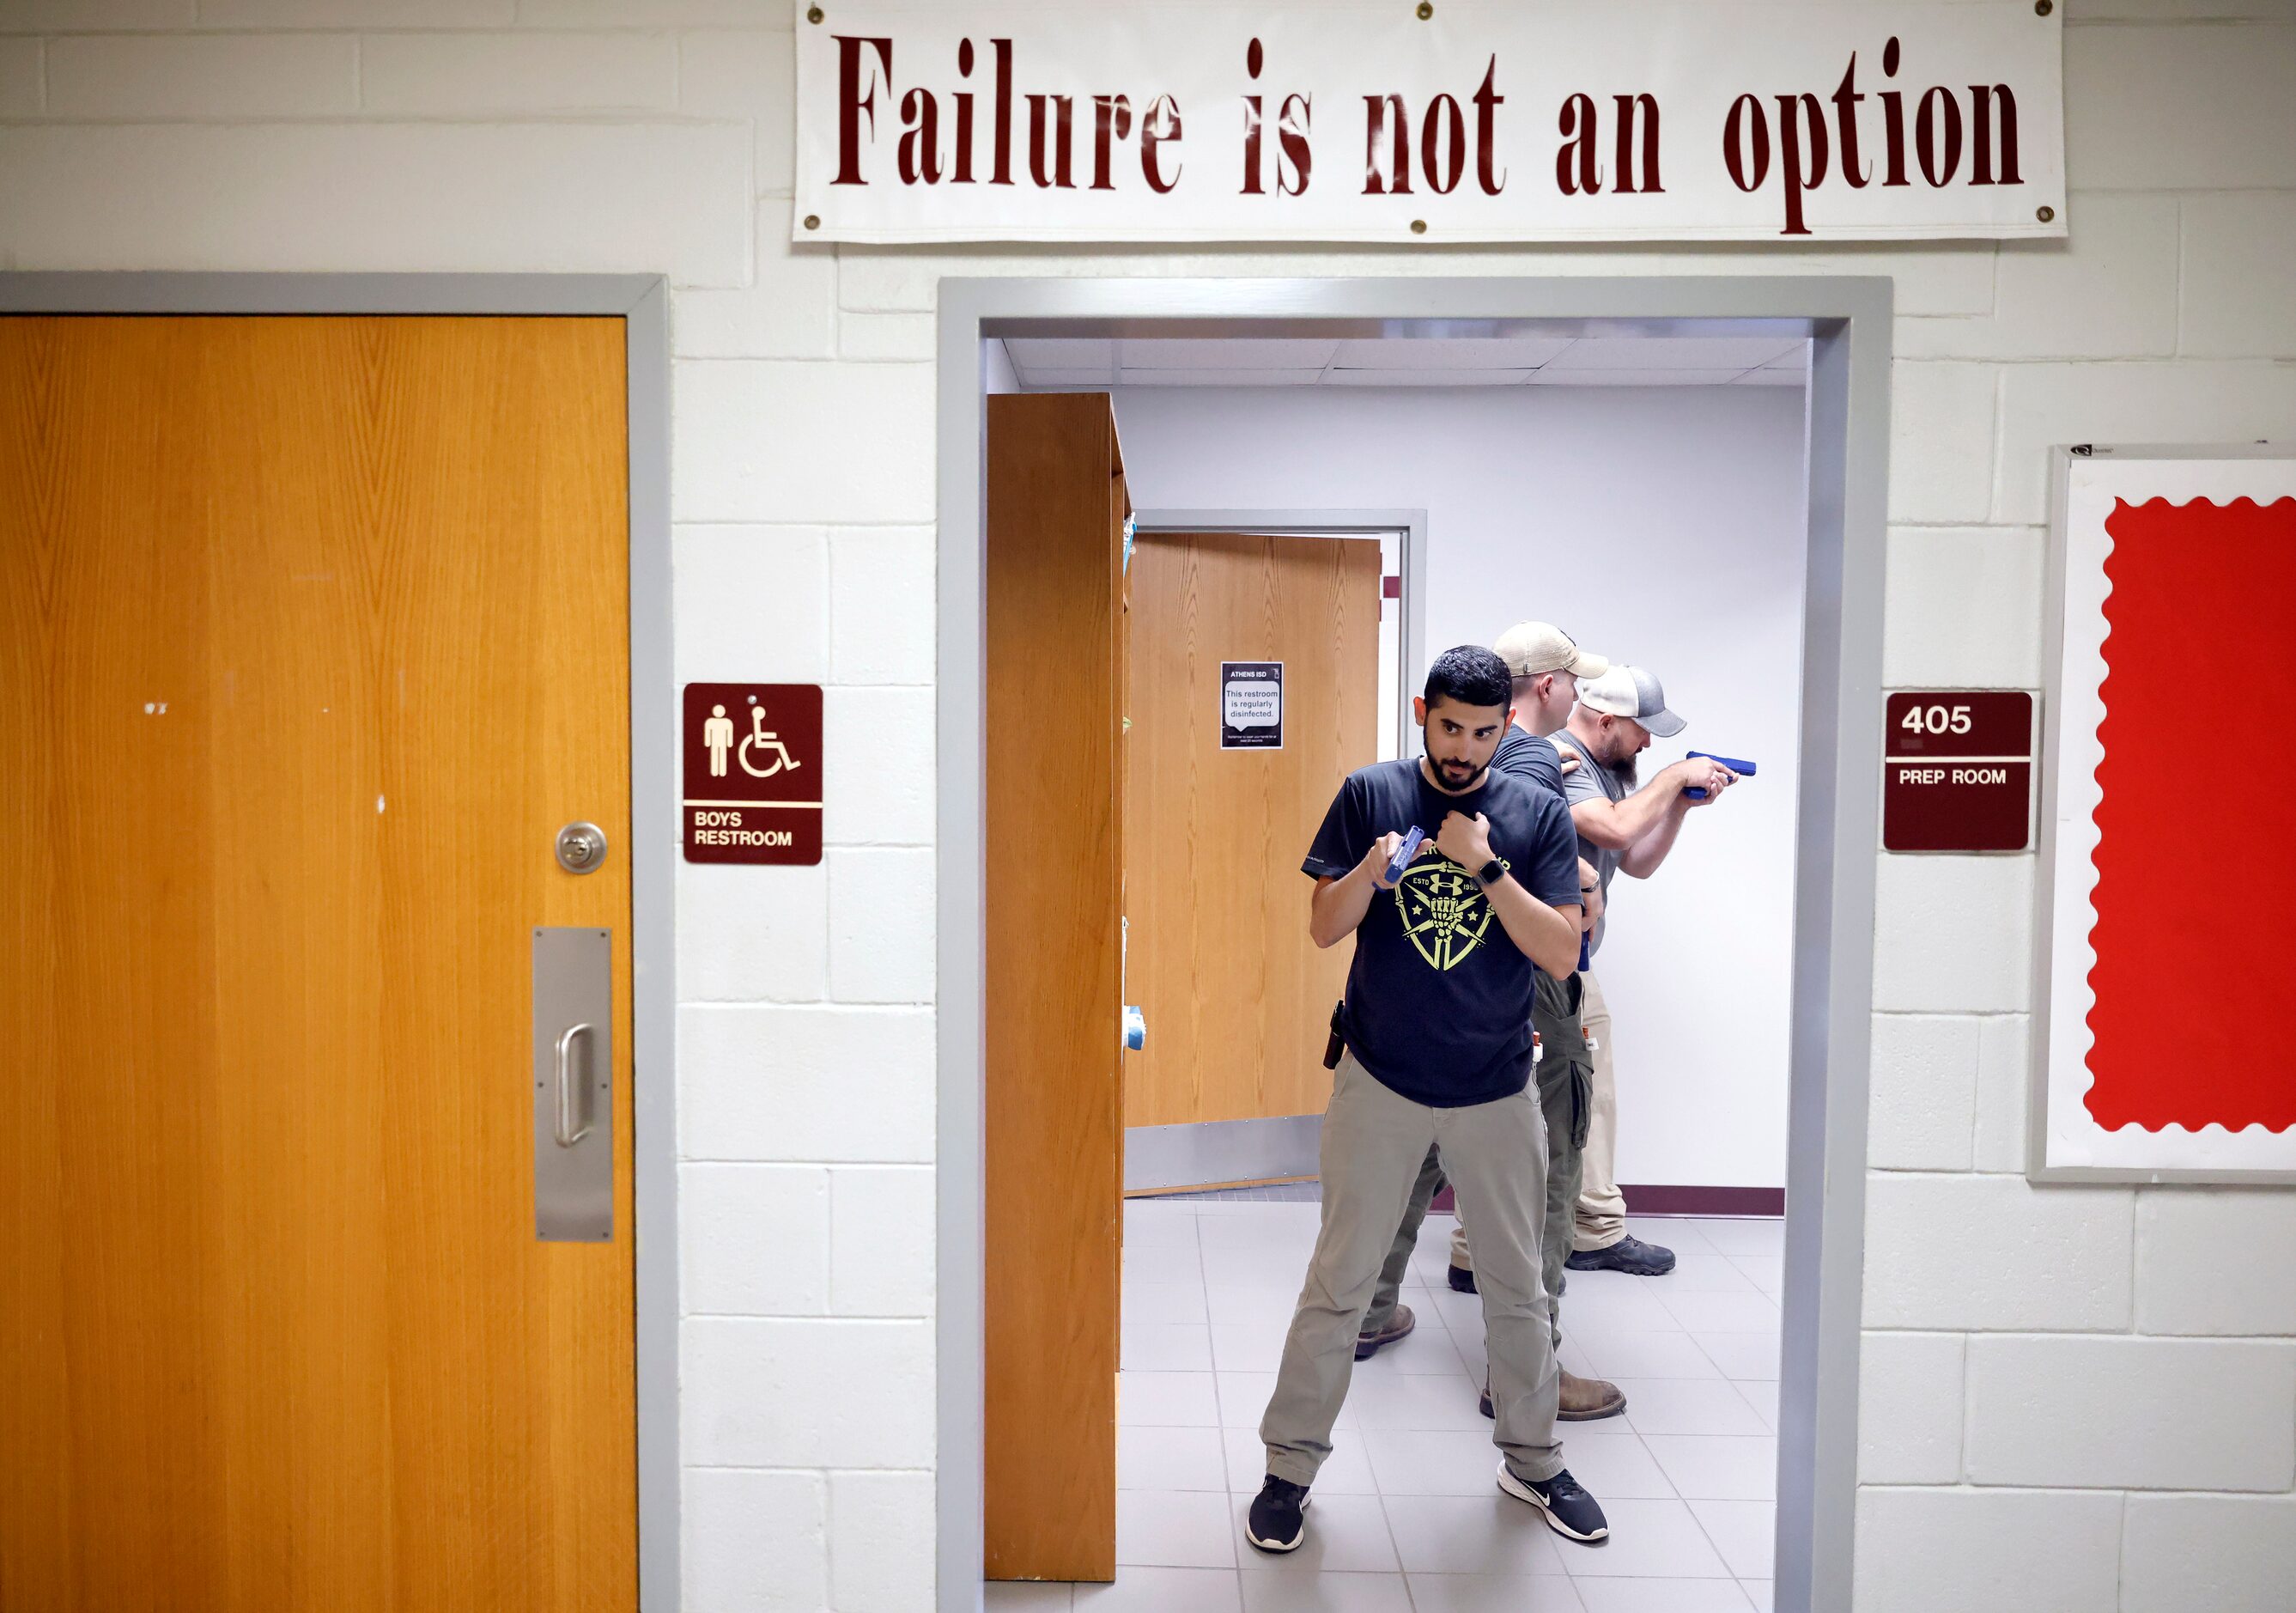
left=1423, top=644, right=1513, bottom=711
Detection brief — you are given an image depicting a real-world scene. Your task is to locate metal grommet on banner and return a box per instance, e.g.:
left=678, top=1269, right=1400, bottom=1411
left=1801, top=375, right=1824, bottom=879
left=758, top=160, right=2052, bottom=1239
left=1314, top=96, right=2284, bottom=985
left=2037, top=205, right=2056, bottom=223
left=804, top=214, right=821, bottom=230
left=1416, top=2, right=1434, bottom=17
left=2034, top=0, right=2051, bottom=14
left=1410, top=219, right=1427, bottom=235
left=806, top=5, right=823, bottom=21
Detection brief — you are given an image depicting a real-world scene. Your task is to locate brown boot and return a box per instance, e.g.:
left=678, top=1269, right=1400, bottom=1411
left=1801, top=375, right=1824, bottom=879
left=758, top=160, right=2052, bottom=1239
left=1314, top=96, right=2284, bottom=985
left=1558, top=1368, right=1626, bottom=1421
left=1355, top=1302, right=1416, bottom=1360
left=1477, top=1369, right=1628, bottom=1421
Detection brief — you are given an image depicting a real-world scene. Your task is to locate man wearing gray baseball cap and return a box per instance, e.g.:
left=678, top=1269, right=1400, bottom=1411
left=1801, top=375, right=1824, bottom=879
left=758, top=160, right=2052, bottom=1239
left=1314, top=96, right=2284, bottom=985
left=1553, top=666, right=1739, bottom=1275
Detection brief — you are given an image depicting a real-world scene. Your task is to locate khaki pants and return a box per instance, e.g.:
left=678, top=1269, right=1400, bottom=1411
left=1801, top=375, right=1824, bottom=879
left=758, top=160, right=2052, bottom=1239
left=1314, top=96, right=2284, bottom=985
left=1363, top=975, right=1591, bottom=1351
left=1260, top=1051, right=1561, bottom=1488
left=1572, top=972, right=1625, bottom=1252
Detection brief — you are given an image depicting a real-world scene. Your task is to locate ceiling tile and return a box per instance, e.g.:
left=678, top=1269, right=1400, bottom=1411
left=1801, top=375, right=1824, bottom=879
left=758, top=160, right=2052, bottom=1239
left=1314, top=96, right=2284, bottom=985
left=1327, top=337, right=1573, bottom=369
left=1544, top=336, right=1809, bottom=371
left=1322, top=368, right=1538, bottom=387
left=1525, top=368, right=1742, bottom=387
left=1115, top=368, right=1326, bottom=387
left=1004, top=338, right=1113, bottom=370
left=1116, top=338, right=1338, bottom=369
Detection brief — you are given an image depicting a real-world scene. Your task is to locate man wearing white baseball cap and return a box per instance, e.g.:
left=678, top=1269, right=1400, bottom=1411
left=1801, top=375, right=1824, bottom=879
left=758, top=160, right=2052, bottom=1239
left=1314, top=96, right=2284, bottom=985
left=1552, top=667, right=1739, bottom=1276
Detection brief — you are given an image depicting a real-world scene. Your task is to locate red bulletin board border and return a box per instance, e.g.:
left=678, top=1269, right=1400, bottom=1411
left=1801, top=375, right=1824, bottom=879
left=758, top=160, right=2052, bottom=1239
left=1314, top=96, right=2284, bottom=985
left=2084, top=497, right=2296, bottom=1134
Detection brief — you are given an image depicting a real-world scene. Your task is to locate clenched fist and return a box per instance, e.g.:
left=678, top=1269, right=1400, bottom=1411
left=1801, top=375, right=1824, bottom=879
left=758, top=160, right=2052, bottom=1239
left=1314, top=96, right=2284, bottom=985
left=1435, top=810, right=1494, bottom=872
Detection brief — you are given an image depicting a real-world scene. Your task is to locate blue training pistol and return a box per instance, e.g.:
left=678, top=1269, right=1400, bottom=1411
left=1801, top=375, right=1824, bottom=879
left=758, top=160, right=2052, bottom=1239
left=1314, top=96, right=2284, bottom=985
left=1682, top=752, right=1757, bottom=800
left=1384, top=825, right=1425, bottom=884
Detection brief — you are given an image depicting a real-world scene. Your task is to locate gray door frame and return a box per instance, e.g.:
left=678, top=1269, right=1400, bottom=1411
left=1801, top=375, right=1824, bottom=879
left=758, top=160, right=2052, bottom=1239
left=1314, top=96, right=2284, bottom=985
left=938, top=277, right=1893, bottom=1613
left=0, top=271, right=681, bottom=1613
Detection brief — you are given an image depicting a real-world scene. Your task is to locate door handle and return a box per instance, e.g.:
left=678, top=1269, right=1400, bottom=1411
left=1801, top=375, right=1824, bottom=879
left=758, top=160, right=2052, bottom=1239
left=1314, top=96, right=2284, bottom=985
left=555, top=1022, right=595, bottom=1147
left=532, top=927, right=611, bottom=1241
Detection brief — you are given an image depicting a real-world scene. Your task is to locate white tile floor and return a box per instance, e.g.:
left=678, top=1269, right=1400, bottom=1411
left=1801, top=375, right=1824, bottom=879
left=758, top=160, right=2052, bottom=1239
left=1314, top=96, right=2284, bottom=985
left=987, top=1197, right=1786, bottom=1612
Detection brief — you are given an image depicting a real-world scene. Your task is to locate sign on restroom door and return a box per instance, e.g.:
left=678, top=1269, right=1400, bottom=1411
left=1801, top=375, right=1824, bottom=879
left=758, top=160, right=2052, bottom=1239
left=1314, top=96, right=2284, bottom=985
left=682, top=683, right=823, bottom=864
left=1881, top=691, right=2034, bottom=852
left=1221, top=662, right=1284, bottom=750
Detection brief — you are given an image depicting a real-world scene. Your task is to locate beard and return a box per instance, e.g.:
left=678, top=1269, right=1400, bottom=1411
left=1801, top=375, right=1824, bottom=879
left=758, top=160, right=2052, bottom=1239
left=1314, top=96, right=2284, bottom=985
left=1613, top=751, right=1639, bottom=789
left=1430, top=752, right=1489, bottom=791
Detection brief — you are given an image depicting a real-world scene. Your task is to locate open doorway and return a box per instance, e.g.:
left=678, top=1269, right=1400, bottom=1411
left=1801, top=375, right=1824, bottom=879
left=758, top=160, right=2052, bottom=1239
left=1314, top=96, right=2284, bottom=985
left=943, top=281, right=1891, bottom=1613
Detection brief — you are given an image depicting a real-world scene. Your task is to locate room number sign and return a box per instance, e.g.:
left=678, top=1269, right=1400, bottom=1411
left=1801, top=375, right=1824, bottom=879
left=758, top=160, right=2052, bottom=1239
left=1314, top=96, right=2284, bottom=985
left=1881, top=691, right=2034, bottom=853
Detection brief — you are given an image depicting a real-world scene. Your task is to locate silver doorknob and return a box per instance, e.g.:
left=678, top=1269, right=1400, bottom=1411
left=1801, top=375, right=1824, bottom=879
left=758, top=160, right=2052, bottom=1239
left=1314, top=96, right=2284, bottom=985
left=556, top=822, right=608, bottom=873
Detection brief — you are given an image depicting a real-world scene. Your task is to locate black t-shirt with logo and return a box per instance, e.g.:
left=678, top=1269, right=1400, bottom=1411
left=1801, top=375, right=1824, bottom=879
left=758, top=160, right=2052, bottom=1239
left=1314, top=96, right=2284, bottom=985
left=1302, top=758, right=1583, bottom=1107
left=1490, top=725, right=1565, bottom=799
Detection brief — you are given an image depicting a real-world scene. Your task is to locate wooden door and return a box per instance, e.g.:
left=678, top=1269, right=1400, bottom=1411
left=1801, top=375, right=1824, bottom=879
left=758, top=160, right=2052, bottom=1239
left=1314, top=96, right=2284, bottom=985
left=1123, top=533, right=1382, bottom=1131
left=983, top=393, right=1127, bottom=1581
left=0, top=315, right=636, bottom=1611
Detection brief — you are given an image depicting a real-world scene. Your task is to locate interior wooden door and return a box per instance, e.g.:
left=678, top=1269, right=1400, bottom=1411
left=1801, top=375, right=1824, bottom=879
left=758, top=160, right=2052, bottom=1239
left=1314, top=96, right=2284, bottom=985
left=0, top=314, right=636, bottom=1611
left=1122, top=532, right=1382, bottom=1132
left=983, top=393, right=1126, bottom=1582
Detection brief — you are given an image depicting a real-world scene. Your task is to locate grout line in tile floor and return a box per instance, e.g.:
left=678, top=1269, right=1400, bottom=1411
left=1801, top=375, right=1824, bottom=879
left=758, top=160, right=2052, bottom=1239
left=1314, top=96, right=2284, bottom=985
left=1032, top=1202, right=1788, bottom=1609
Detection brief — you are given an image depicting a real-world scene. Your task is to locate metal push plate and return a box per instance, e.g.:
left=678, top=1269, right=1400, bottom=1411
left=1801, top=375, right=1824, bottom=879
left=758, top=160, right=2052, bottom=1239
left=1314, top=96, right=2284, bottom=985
left=533, top=926, right=614, bottom=1241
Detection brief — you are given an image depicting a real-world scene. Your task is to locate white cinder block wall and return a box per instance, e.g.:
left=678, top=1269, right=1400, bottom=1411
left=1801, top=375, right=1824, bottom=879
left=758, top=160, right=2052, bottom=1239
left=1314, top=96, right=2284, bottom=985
left=3, top=3, right=2293, bottom=1608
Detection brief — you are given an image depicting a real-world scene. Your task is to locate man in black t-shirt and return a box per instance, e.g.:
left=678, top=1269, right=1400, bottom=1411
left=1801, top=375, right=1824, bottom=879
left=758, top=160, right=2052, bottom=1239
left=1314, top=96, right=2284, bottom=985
left=1245, top=648, right=1612, bottom=1557
left=1357, top=622, right=1633, bottom=1425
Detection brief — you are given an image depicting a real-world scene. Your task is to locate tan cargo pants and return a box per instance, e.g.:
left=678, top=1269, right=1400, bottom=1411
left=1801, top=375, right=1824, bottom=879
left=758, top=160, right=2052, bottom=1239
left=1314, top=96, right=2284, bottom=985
left=1364, top=972, right=1592, bottom=1349
left=1571, top=972, right=1626, bottom=1252
left=1259, top=1050, right=1561, bottom=1488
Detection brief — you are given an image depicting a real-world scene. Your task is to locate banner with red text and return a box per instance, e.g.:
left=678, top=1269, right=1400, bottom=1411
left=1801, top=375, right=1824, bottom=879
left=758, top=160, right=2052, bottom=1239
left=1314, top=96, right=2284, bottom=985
left=793, top=1, right=2063, bottom=244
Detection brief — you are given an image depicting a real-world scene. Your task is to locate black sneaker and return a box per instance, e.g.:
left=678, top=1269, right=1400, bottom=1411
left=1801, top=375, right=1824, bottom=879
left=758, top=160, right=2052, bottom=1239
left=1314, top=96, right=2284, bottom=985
left=1565, top=1233, right=1677, bottom=1276
left=1497, top=1464, right=1610, bottom=1543
left=1244, top=1476, right=1310, bottom=1553
left=1447, top=1263, right=1478, bottom=1293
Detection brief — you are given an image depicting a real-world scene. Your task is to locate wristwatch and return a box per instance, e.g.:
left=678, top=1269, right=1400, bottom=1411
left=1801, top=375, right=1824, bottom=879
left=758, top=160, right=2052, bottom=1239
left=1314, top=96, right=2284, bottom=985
left=1474, top=858, right=1505, bottom=889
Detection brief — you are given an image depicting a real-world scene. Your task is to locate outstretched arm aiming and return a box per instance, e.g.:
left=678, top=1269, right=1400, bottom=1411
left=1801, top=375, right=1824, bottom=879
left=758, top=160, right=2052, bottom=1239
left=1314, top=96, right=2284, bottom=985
left=1619, top=758, right=1735, bottom=878
left=1309, top=832, right=1403, bottom=949
left=1619, top=797, right=1688, bottom=879
left=1570, top=756, right=1736, bottom=876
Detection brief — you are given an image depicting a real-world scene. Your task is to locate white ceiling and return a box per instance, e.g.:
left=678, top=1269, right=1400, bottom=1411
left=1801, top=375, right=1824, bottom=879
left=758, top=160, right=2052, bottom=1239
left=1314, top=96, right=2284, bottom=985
left=1003, top=334, right=1810, bottom=390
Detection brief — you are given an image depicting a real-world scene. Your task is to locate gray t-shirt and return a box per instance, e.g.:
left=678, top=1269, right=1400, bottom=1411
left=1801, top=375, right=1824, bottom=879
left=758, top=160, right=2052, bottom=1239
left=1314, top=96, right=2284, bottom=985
left=1551, top=729, right=1628, bottom=958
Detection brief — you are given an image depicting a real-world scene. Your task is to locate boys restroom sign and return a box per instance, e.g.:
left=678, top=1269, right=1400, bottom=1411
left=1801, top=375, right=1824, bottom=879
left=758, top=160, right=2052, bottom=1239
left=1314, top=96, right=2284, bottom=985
left=682, top=683, right=824, bottom=865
